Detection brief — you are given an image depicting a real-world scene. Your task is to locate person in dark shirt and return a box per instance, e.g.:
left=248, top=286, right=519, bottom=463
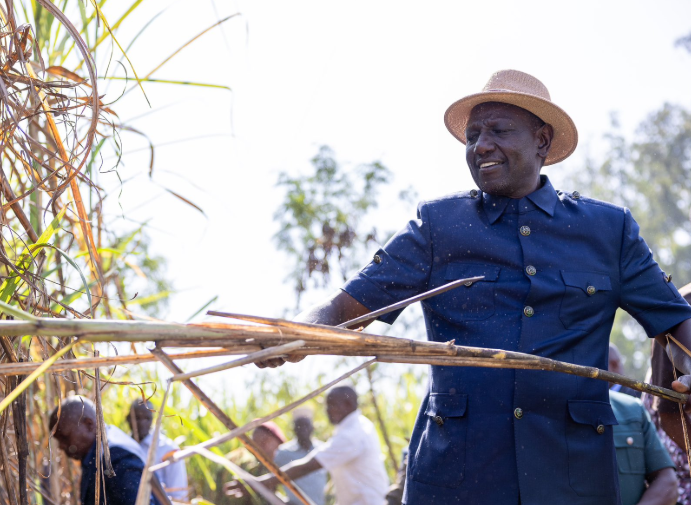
left=648, top=282, right=691, bottom=503
left=50, top=396, right=155, bottom=505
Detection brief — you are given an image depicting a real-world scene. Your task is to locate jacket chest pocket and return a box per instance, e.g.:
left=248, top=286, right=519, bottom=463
left=426, top=264, right=500, bottom=322
left=410, top=393, right=468, bottom=489
left=614, top=430, right=646, bottom=475
left=566, top=400, right=619, bottom=497
left=559, top=271, right=613, bottom=331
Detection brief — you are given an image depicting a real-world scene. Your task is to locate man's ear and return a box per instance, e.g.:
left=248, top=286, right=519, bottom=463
left=536, top=124, right=554, bottom=160
left=83, top=416, right=97, bottom=434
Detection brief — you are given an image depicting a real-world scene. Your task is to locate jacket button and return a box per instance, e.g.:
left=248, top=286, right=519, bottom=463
left=525, top=265, right=537, bottom=276
left=523, top=306, right=534, bottom=317
left=626, top=437, right=634, bottom=445
left=520, top=226, right=531, bottom=236
left=586, top=285, right=596, bottom=295
left=596, top=424, right=605, bottom=434
left=470, top=189, right=479, bottom=198
left=373, top=254, right=382, bottom=264
left=464, top=280, right=474, bottom=287
left=433, top=415, right=444, bottom=426
left=572, top=191, right=581, bottom=199
left=514, top=408, right=523, bottom=419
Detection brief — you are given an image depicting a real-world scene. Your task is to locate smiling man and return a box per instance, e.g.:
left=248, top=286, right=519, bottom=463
left=261, top=70, right=691, bottom=504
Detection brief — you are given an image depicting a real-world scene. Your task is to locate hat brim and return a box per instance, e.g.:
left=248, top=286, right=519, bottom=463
left=444, top=91, right=578, bottom=166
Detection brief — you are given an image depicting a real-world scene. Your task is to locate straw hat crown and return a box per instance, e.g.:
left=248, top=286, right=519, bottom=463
left=444, top=69, right=578, bottom=166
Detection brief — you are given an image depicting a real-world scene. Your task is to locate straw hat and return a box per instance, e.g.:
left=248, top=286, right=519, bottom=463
left=444, top=70, right=578, bottom=166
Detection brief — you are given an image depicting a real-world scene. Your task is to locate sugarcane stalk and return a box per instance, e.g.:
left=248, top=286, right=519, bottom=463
left=170, top=340, right=305, bottom=382
left=0, top=348, right=257, bottom=376
left=376, top=354, right=686, bottom=403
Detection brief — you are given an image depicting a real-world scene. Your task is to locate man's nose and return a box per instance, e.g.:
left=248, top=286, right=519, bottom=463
left=474, top=131, right=495, bottom=156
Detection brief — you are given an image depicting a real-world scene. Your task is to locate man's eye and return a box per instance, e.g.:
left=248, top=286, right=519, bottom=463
left=494, top=129, right=510, bottom=134
left=466, top=134, right=478, bottom=143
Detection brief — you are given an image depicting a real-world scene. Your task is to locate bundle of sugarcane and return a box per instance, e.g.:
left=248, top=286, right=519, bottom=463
left=0, top=302, right=685, bottom=403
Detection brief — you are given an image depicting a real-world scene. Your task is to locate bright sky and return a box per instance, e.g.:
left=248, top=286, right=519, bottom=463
left=90, top=1, right=691, bottom=390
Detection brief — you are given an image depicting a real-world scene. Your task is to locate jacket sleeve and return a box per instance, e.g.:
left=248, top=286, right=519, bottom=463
left=342, top=202, right=433, bottom=324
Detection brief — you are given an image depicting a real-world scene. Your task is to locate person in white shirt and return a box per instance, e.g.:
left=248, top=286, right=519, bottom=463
left=226, top=386, right=388, bottom=505
left=128, top=400, right=189, bottom=501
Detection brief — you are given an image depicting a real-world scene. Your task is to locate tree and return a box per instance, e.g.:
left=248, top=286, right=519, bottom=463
left=274, top=146, right=392, bottom=309
left=566, top=104, right=691, bottom=377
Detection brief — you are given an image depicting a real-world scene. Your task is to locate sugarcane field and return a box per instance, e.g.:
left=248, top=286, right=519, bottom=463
left=2, top=2, right=691, bottom=505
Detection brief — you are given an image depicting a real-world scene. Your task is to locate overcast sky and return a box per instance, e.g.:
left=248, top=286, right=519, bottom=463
left=86, top=1, right=691, bottom=390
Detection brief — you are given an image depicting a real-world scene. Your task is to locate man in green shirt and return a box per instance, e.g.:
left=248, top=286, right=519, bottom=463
left=610, top=390, right=677, bottom=505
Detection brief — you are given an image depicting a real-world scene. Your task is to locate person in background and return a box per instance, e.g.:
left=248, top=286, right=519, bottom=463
left=609, top=389, right=677, bottom=505
left=384, top=448, right=408, bottom=505
left=221, top=422, right=287, bottom=505
left=50, top=396, right=156, bottom=505
left=647, top=282, right=691, bottom=504
left=274, top=408, right=326, bottom=505
left=226, top=386, right=389, bottom=505
left=128, top=399, right=189, bottom=501
left=610, top=343, right=642, bottom=398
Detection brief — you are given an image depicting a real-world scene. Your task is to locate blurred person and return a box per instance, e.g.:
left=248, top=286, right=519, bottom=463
left=128, top=399, right=189, bottom=501
left=274, top=408, right=326, bottom=505
left=50, top=396, right=157, bottom=505
left=225, top=386, right=388, bottom=505
left=647, top=282, right=691, bottom=503
left=219, top=422, right=286, bottom=505
left=384, top=448, right=408, bottom=505
left=610, top=390, right=677, bottom=505
left=255, top=69, right=691, bottom=504
left=609, top=343, right=642, bottom=397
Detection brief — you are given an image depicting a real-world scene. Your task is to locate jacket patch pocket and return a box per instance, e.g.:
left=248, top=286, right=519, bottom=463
left=614, top=431, right=645, bottom=475
left=566, top=400, right=618, bottom=497
left=559, top=271, right=613, bottom=331
left=426, top=264, right=500, bottom=322
left=411, top=393, right=468, bottom=488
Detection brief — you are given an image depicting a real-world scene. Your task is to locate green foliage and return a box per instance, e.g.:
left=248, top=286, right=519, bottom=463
left=274, top=146, right=392, bottom=308
left=565, top=104, right=691, bottom=378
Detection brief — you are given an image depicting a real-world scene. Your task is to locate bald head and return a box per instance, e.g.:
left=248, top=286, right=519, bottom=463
left=49, top=396, right=98, bottom=460
left=127, top=399, right=154, bottom=442
left=326, top=386, right=358, bottom=425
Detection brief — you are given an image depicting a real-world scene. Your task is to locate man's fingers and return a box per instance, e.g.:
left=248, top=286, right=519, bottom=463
left=672, top=375, right=691, bottom=393
left=284, top=353, right=306, bottom=363
left=254, top=357, right=287, bottom=369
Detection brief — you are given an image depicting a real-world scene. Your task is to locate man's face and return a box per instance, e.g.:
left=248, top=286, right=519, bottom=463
left=127, top=405, right=153, bottom=442
left=53, top=417, right=96, bottom=461
left=293, top=417, right=313, bottom=443
left=465, top=102, right=550, bottom=198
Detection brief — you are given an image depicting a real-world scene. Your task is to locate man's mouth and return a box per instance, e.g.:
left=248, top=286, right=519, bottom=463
left=478, top=161, right=503, bottom=169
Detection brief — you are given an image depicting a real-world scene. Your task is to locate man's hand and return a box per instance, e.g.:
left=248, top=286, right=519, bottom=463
left=255, top=353, right=305, bottom=369
left=671, top=375, right=691, bottom=413
left=255, top=290, right=371, bottom=369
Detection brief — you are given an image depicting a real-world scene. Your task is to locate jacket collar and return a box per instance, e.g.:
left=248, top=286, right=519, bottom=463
left=481, top=175, right=558, bottom=224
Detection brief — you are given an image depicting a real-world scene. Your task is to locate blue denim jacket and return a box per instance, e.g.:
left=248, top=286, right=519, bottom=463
left=343, top=176, right=691, bottom=505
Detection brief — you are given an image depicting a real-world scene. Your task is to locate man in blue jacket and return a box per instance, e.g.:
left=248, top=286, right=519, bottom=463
left=50, top=396, right=156, bottom=505
left=261, top=70, right=691, bottom=504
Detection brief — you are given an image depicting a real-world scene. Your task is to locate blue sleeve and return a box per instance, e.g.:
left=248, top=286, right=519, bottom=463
left=342, top=202, right=433, bottom=324
left=619, top=208, right=691, bottom=336
left=104, top=449, right=152, bottom=505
